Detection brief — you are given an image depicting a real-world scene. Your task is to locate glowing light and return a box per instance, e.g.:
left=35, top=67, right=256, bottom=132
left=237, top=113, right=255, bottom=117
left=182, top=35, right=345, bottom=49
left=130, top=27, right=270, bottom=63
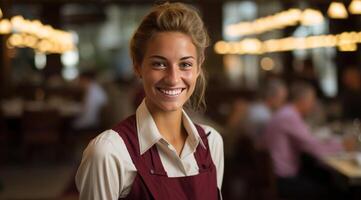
left=37, top=40, right=53, bottom=52
left=0, top=19, right=11, bottom=34
left=301, top=9, right=324, bottom=26
left=8, top=34, right=23, bottom=47
left=240, top=38, right=262, bottom=54
left=62, top=67, right=79, bottom=81
left=226, top=8, right=324, bottom=37
left=34, top=52, right=47, bottom=70
left=215, top=31, right=361, bottom=55
left=214, top=41, right=230, bottom=54
left=61, top=50, right=79, bottom=67
left=339, top=43, right=357, bottom=51
left=349, top=0, right=361, bottom=14
left=328, top=2, right=348, bottom=19
left=263, top=40, right=279, bottom=52
left=24, top=35, right=37, bottom=48
left=260, top=57, right=275, bottom=71
left=0, top=14, right=76, bottom=54
left=11, top=15, right=25, bottom=31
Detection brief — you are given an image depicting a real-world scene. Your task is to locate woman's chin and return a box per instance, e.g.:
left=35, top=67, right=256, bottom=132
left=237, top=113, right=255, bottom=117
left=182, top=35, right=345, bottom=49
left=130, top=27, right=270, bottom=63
left=146, top=97, right=186, bottom=113
left=152, top=101, right=185, bottom=113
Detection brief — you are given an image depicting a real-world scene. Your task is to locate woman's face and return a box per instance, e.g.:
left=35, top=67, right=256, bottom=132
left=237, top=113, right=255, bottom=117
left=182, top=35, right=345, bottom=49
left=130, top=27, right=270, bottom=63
left=136, top=31, right=200, bottom=113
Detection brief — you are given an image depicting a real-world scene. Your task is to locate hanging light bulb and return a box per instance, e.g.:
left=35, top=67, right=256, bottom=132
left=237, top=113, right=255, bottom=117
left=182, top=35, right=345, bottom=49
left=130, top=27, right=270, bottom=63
left=0, top=19, right=11, bottom=34
left=349, top=0, right=361, bottom=14
left=0, top=8, right=3, bottom=19
left=301, top=9, right=324, bottom=26
left=328, top=2, right=348, bottom=19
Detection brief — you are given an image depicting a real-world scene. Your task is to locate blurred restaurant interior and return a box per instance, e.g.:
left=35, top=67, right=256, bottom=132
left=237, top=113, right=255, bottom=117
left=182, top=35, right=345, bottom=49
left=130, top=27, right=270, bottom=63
left=1, top=0, right=361, bottom=199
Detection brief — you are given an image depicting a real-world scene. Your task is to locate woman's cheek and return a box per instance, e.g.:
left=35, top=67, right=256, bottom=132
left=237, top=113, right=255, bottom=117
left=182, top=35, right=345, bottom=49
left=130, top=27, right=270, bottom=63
left=182, top=70, right=197, bottom=83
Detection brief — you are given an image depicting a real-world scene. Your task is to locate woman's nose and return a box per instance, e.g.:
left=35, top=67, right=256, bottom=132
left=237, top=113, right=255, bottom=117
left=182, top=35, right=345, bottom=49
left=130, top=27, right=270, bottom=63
left=164, top=65, right=180, bottom=85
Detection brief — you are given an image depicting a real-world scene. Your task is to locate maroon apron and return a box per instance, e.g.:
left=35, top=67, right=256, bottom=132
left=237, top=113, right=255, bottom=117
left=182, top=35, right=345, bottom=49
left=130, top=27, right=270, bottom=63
left=112, top=115, right=219, bottom=200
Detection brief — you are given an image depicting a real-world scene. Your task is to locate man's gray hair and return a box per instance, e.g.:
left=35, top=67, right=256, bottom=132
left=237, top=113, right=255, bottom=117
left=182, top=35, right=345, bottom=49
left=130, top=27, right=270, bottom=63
left=261, top=79, right=286, bottom=100
left=289, top=81, right=314, bottom=102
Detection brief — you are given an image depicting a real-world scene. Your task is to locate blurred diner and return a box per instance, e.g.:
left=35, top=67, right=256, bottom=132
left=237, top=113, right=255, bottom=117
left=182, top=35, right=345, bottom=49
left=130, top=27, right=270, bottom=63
left=262, top=82, right=355, bottom=200
left=247, top=79, right=288, bottom=142
left=72, top=70, right=108, bottom=131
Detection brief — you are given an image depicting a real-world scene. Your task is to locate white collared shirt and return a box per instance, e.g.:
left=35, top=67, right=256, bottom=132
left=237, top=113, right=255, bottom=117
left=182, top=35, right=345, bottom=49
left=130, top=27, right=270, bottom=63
left=75, top=100, right=224, bottom=200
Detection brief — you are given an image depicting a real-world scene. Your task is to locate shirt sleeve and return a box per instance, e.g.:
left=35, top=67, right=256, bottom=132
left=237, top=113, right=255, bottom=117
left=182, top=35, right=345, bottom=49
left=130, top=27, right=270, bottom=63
left=201, top=125, right=224, bottom=189
left=283, top=114, right=343, bottom=159
left=75, top=137, right=121, bottom=200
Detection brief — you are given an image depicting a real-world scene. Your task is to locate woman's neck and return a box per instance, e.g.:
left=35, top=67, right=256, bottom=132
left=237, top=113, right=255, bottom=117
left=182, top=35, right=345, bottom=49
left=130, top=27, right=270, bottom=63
left=153, top=110, right=183, bottom=139
left=145, top=101, right=187, bottom=156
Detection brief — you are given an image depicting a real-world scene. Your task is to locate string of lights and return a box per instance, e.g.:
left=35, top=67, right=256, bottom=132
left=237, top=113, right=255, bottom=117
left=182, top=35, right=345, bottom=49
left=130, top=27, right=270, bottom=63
left=0, top=9, right=75, bottom=54
left=215, top=31, right=361, bottom=55
left=225, top=8, right=324, bottom=38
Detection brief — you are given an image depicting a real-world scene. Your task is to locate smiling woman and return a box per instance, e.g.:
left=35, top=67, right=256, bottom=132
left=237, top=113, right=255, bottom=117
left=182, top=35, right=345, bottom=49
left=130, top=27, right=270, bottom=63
left=137, top=32, right=199, bottom=113
left=75, top=2, right=224, bottom=200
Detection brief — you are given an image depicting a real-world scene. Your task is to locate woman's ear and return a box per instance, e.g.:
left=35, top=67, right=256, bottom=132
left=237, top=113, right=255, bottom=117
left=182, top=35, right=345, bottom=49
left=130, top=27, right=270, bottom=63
left=134, top=63, right=142, bottom=78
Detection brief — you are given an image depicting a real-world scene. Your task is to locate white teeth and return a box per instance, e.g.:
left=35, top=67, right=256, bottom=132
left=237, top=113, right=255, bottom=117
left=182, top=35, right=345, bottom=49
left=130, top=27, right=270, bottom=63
left=159, top=88, right=182, bottom=96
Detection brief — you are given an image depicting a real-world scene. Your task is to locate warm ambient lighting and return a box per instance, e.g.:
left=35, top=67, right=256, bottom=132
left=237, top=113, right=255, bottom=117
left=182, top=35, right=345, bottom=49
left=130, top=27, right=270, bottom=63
left=349, top=0, right=361, bottom=14
left=328, top=2, right=348, bottom=19
left=0, top=15, right=75, bottom=54
left=260, top=57, right=275, bottom=71
left=0, top=19, right=11, bottom=34
left=214, top=31, right=361, bottom=55
left=301, top=9, right=324, bottom=26
left=226, top=8, right=324, bottom=38
left=339, top=43, right=357, bottom=51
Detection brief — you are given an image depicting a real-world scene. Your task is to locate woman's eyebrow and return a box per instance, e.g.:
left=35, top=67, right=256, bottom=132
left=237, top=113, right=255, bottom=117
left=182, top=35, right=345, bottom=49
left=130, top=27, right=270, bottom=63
left=180, top=56, right=195, bottom=60
left=149, top=55, right=167, bottom=60
left=148, top=55, right=195, bottom=60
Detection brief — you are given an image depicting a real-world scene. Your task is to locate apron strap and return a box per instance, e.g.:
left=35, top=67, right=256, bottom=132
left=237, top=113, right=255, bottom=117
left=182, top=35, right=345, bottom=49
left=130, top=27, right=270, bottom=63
left=113, top=115, right=163, bottom=199
left=194, top=124, right=214, bottom=172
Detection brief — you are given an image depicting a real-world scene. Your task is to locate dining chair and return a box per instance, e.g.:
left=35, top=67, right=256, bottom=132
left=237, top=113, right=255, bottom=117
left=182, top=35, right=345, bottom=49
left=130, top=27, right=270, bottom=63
left=0, top=111, right=9, bottom=163
left=21, top=108, right=62, bottom=161
left=223, top=134, right=277, bottom=200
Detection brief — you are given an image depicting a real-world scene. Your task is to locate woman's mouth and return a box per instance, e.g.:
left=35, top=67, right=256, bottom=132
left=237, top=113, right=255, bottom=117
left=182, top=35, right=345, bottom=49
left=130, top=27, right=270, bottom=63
left=157, top=87, right=185, bottom=97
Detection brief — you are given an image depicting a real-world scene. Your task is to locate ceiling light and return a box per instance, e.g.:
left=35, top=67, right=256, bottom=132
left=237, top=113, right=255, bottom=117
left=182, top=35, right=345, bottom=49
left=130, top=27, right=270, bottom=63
left=349, top=0, right=361, bottom=14
left=301, top=9, right=324, bottom=26
left=328, top=2, right=348, bottom=19
left=0, top=19, right=11, bottom=34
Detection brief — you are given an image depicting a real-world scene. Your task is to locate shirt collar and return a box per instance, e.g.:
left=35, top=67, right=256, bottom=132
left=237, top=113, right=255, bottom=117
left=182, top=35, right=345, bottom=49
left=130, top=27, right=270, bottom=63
left=135, top=99, right=206, bottom=155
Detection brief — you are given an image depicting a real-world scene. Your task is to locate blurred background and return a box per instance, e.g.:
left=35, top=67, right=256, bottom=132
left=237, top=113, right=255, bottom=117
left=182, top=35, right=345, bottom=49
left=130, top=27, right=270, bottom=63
left=1, top=0, right=361, bottom=199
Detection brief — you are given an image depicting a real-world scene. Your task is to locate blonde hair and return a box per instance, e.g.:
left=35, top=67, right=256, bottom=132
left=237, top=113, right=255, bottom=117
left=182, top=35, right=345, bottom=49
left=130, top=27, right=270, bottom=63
left=130, top=2, right=209, bottom=111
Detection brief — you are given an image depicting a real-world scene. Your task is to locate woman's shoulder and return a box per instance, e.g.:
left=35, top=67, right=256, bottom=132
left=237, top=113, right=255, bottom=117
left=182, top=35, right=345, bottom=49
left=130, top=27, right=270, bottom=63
left=197, top=124, right=223, bottom=144
left=83, top=129, right=129, bottom=161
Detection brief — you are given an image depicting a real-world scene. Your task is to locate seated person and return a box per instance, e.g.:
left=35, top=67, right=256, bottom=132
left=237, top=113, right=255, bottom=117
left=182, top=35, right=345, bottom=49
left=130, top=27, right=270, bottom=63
left=247, top=79, right=288, bottom=140
left=341, top=66, right=361, bottom=120
left=73, top=71, right=108, bottom=130
left=262, top=82, right=348, bottom=200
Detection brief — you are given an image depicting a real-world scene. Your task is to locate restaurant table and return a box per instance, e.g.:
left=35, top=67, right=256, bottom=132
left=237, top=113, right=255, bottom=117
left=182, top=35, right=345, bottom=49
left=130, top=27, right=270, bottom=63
left=324, top=153, right=361, bottom=185
left=1, top=99, right=82, bottom=118
left=1, top=99, right=83, bottom=161
left=323, top=153, right=361, bottom=199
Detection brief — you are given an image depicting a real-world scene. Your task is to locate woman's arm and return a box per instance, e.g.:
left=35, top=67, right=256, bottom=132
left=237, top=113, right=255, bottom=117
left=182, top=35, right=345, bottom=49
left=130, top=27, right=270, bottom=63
left=75, top=130, right=136, bottom=200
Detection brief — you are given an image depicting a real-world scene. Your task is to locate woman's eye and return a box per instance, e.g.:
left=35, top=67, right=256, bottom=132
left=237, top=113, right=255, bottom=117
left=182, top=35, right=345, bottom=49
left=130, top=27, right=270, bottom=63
left=180, top=62, right=192, bottom=69
left=152, top=62, right=166, bottom=68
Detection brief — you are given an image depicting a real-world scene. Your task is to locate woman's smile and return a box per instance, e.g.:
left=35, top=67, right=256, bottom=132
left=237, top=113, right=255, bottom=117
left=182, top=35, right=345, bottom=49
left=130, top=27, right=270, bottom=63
left=157, top=87, right=186, bottom=97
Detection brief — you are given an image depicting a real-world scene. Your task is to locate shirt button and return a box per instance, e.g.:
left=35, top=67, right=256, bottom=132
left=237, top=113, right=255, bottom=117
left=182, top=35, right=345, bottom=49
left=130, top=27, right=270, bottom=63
left=150, top=169, right=154, bottom=174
